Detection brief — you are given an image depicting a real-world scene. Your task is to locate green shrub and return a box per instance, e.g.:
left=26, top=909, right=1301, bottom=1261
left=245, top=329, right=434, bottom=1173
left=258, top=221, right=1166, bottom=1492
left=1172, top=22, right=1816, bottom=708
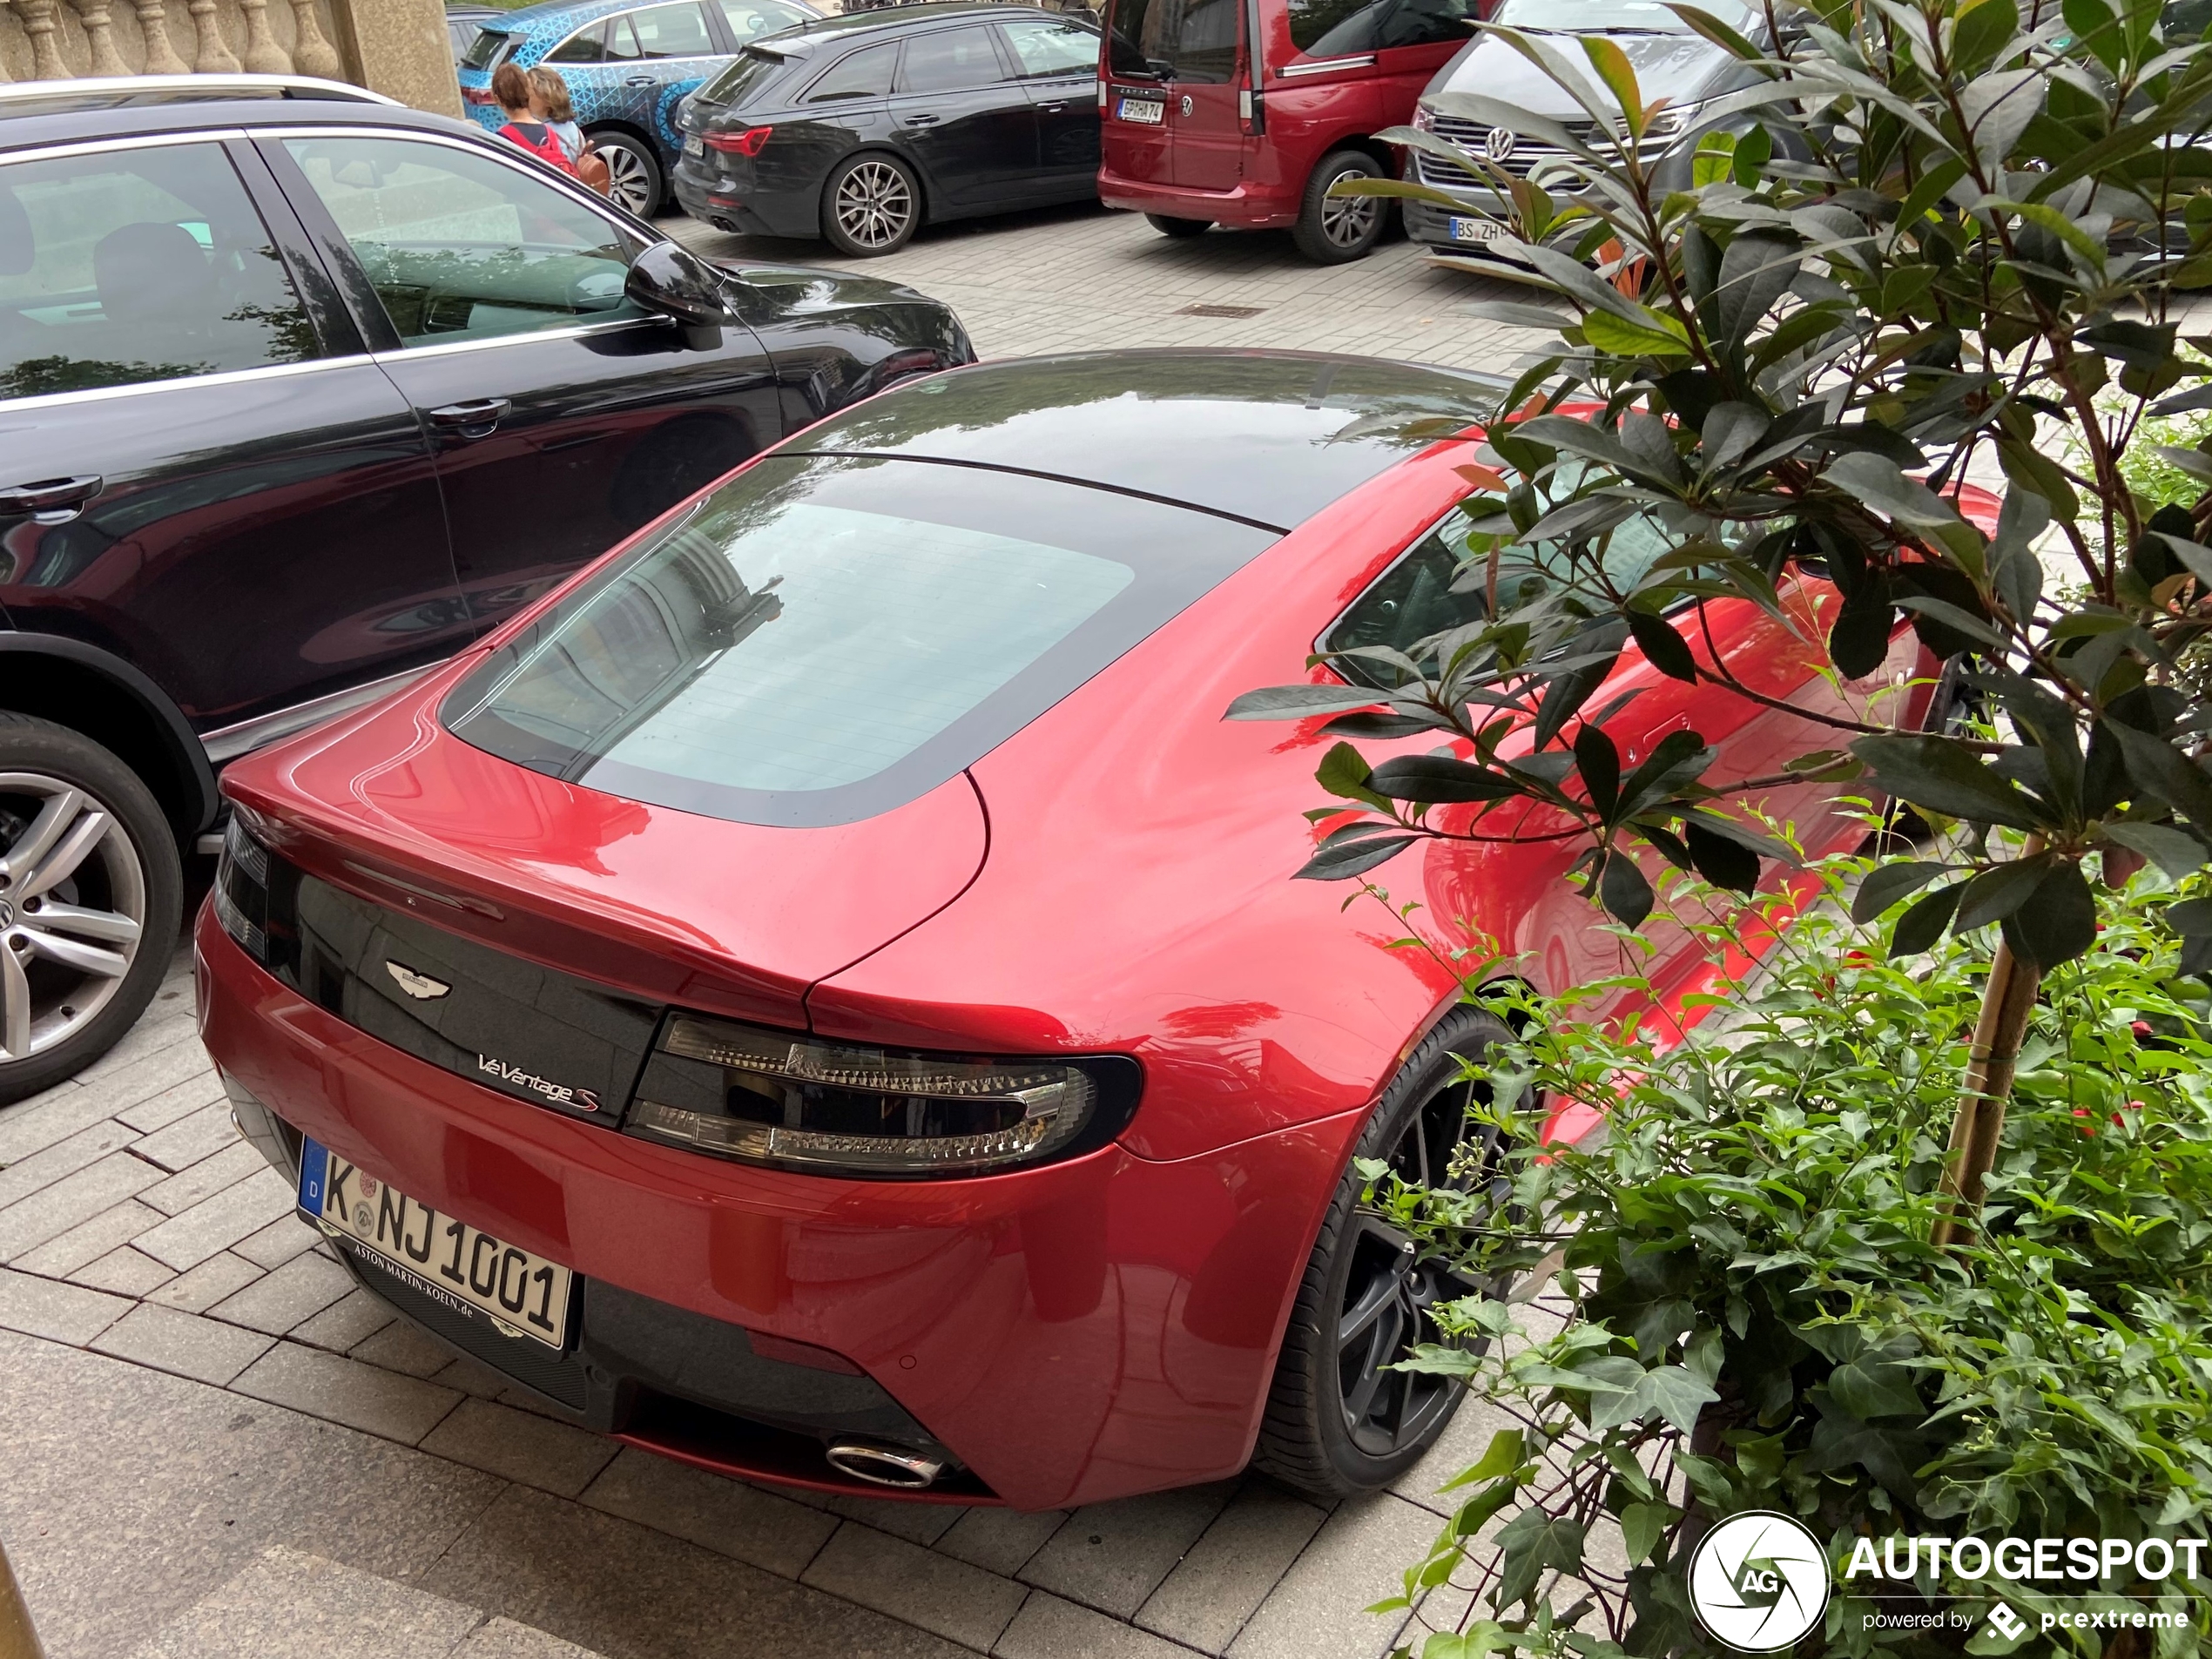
left=1373, top=869, right=2212, bottom=1656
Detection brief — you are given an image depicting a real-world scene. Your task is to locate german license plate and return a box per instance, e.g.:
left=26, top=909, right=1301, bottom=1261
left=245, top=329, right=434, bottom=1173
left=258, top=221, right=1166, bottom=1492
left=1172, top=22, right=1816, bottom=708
left=684, top=133, right=704, bottom=158
left=1116, top=98, right=1164, bottom=124
left=297, top=1137, right=573, bottom=1350
left=1449, top=215, right=1504, bottom=244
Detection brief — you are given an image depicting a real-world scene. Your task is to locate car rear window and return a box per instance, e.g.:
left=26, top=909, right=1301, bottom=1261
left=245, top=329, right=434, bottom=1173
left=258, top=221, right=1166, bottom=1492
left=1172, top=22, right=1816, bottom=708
left=696, top=44, right=787, bottom=102
left=442, top=454, right=1276, bottom=826
left=461, top=26, right=512, bottom=69
left=1106, top=0, right=1238, bottom=80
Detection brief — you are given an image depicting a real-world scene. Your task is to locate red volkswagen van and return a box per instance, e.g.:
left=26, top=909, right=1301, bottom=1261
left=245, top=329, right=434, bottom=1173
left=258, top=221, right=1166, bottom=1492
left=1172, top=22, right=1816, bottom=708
left=1096, top=0, right=1486, bottom=262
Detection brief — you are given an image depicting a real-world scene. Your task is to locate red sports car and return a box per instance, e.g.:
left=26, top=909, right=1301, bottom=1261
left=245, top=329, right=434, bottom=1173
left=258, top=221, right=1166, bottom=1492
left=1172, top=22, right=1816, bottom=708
left=195, top=350, right=1932, bottom=1511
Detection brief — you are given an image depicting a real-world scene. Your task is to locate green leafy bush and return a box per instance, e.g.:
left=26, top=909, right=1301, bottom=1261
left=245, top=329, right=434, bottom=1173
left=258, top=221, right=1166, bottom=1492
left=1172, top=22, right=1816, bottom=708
left=1373, top=868, right=2212, bottom=1656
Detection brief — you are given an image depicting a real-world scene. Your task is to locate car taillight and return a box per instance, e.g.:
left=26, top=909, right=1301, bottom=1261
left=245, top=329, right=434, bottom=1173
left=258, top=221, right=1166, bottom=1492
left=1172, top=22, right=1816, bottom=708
left=1096, top=78, right=1108, bottom=108
left=625, top=1014, right=1138, bottom=1178
left=212, top=814, right=299, bottom=972
left=704, top=125, right=773, bottom=156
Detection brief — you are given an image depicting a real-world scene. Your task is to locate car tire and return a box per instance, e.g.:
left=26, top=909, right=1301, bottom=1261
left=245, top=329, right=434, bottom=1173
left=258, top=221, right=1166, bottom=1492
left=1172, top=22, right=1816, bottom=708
left=1252, top=1004, right=1519, bottom=1501
left=821, top=152, right=922, bottom=257
left=1292, top=149, right=1388, bottom=264
left=590, top=129, right=663, bottom=217
left=1145, top=213, right=1211, bottom=238
left=0, top=714, right=182, bottom=1105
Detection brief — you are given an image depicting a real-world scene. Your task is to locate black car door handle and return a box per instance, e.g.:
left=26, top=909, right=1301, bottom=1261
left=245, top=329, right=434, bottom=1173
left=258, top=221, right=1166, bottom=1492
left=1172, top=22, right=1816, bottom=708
left=1039, top=101, right=1068, bottom=112
left=428, top=399, right=512, bottom=433
left=901, top=113, right=941, bottom=126
left=625, top=75, right=656, bottom=85
left=0, top=474, right=102, bottom=518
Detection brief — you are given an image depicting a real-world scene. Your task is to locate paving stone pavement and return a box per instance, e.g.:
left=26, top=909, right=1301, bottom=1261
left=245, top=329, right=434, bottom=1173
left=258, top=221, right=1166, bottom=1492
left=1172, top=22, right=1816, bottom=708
left=3, top=219, right=1555, bottom=1657
left=660, top=200, right=1550, bottom=373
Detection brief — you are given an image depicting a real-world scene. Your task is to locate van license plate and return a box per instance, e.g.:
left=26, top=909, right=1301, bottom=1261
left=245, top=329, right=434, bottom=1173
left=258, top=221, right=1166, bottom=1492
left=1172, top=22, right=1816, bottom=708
left=1116, top=98, right=1164, bottom=124
left=1448, top=216, right=1504, bottom=244
left=297, top=1136, right=574, bottom=1350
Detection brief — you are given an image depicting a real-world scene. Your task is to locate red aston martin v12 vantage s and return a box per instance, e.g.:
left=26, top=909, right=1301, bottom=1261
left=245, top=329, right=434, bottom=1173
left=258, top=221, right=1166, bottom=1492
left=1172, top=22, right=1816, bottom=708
left=196, top=350, right=1934, bottom=1511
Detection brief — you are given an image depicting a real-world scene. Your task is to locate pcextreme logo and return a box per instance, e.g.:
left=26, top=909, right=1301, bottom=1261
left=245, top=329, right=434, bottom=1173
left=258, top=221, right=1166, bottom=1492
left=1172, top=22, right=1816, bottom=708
left=1689, top=1512, right=1831, bottom=1652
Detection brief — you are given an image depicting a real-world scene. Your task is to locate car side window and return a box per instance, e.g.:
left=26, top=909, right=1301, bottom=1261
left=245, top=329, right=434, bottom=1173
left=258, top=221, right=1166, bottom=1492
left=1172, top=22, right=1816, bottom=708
left=896, top=26, right=1010, bottom=92
left=1287, top=0, right=1474, bottom=56
left=806, top=41, right=897, bottom=100
left=0, top=141, right=318, bottom=402
left=716, top=0, right=811, bottom=42
left=545, top=21, right=611, bottom=62
left=627, top=1, right=715, bottom=57
left=605, top=14, right=643, bottom=57
left=1323, top=489, right=1676, bottom=689
left=997, top=17, right=1098, bottom=77
left=280, top=136, right=644, bottom=347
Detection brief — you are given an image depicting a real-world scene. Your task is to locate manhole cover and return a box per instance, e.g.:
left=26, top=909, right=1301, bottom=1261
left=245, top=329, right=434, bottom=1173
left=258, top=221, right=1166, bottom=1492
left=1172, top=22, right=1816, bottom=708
left=1177, top=303, right=1265, bottom=318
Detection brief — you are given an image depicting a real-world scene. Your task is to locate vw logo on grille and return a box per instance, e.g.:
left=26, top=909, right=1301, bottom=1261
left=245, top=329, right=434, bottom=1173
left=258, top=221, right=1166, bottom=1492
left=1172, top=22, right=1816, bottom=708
left=1486, top=125, right=1519, bottom=163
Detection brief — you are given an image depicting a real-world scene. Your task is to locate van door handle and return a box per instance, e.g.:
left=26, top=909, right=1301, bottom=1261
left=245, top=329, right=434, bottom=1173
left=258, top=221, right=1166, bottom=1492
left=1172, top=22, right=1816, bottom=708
left=428, top=399, right=512, bottom=434
left=0, top=474, right=102, bottom=520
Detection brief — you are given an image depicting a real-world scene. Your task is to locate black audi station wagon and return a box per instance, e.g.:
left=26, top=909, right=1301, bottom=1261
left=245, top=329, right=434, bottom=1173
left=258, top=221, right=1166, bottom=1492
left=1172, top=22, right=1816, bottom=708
left=0, top=76, right=972, bottom=1103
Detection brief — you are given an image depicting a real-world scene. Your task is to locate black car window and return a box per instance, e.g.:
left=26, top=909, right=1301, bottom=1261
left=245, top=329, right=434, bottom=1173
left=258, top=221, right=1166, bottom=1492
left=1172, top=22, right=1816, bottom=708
left=0, top=141, right=318, bottom=402
left=717, top=0, right=813, bottom=42
left=630, top=1, right=716, bottom=56
left=697, top=43, right=786, bottom=102
left=806, top=41, right=897, bottom=99
left=462, top=26, right=513, bottom=68
left=1286, top=0, right=1475, bottom=55
left=1323, top=486, right=1678, bottom=688
left=1106, top=0, right=1236, bottom=81
left=442, top=453, right=1277, bottom=827
left=896, top=25, right=1009, bottom=91
left=280, top=136, right=644, bottom=347
left=545, top=20, right=612, bottom=62
left=998, top=17, right=1098, bottom=76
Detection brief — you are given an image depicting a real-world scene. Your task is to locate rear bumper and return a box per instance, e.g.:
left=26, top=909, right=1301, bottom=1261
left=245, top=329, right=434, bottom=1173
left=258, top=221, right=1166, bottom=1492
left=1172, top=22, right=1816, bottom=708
left=1098, top=167, right=1299, bottom=230
left=195, top=901, right=1360, bottom=1510
left=671, top=157, right=819, bottom=239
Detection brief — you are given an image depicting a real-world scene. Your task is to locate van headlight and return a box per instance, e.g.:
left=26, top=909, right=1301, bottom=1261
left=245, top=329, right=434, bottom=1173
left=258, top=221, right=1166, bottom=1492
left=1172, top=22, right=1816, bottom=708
left=626, top=1015, right=1139, bottom=1177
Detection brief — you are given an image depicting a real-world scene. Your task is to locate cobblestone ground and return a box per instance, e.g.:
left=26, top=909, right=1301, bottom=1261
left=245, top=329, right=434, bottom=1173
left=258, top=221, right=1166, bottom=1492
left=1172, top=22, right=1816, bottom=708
left=663, top=199, right=1553, bottom=370
left=2, top=212, right=1556, bottom=1659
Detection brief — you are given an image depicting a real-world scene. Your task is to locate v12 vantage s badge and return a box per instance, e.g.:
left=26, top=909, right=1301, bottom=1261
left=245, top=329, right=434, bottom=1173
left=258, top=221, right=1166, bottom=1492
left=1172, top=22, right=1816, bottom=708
left=478, top=1054, right=603, bottom=1113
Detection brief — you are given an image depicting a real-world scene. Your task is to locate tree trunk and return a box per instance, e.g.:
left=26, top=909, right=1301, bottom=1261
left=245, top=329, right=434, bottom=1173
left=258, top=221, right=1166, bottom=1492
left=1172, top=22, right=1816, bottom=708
left=1929, top=933, right=2042, bottom=1251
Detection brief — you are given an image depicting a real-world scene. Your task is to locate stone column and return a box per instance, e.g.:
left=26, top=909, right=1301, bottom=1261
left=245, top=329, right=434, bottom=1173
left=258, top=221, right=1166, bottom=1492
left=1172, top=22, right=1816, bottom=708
left=15, top=0, right=76, bottom=79
left=286, top=0, right=341, bottom=78
left=326, top=0, right=460, bottom=116
left=185, top=0, right=241, bottom=70
left=130, top=0, right=190, bottom=71
left=69, top=0, right=131, bottom=74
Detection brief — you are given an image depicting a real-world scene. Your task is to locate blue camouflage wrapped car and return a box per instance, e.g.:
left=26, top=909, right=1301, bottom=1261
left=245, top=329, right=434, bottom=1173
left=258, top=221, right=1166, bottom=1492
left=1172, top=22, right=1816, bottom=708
left=458, top=0, right=823, bottom=212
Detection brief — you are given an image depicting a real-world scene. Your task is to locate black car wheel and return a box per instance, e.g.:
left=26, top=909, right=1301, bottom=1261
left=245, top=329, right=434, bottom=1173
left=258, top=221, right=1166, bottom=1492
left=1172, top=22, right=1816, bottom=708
left=1293, top=149, right=1388, bottom=264
left=1145, top=213, right=1211, bottom=238
left=1253, top=1005, right=1518, bottom=1499
left=822, top=152, right=921, bottom=256
left=590, top=130, right=663, bottom=217
left=0, top=714, right=180, bottom=1105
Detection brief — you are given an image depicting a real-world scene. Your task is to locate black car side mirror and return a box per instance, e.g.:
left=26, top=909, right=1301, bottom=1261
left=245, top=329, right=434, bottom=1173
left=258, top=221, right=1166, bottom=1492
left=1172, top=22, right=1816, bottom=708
left=626, top=242, right=732, bottom=349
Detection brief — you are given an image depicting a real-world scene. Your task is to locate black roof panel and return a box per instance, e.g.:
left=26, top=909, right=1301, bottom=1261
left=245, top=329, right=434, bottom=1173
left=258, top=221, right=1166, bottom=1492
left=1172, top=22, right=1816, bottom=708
left=779, top=349, right=1507, bottom=532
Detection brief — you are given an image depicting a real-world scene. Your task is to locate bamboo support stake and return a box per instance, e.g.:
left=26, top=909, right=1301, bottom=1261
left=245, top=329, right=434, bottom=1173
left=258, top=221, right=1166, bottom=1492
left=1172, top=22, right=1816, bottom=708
left=1929, top=932, right=2042, bottom=1251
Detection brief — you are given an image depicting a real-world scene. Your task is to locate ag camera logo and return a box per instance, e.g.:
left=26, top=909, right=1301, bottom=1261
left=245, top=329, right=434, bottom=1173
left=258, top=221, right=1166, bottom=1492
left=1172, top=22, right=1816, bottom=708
left=1689, top=1511, right=1831, bottom=1651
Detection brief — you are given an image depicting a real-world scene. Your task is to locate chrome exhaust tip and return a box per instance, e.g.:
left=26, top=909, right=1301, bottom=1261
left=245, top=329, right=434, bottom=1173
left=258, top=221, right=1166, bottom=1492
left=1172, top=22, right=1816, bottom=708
left=825, top=1440, right=945, bottom=1489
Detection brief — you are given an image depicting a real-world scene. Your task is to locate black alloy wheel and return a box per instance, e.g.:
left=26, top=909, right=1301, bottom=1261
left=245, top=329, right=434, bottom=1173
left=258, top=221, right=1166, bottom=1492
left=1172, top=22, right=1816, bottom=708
left=1145, top=213, right=1211, bottom=238
left=821, top=152, right=921, bottom=257
left=1292, top=149, right=1388, bottom=264
left=590, top=129, right=662, bottom=217
left=1254, top=1006, right=1519, bottom=1500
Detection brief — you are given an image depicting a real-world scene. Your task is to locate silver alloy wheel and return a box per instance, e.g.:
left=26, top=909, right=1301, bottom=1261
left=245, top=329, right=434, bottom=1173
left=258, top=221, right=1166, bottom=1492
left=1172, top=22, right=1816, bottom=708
left=834, top=158, right=914, bottom=252
left=0, top=773, right=145, bottom=1063
left=1320, top=165, right=1382, bottom=249
left=603, top=143, right=654, bottom=215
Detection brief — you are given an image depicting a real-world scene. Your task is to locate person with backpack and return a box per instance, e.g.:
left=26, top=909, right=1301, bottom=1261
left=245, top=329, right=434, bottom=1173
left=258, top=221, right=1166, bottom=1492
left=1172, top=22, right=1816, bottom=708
left=529, top=66, right=612, bottom=197
left=491, top=62, right=580, bottom=179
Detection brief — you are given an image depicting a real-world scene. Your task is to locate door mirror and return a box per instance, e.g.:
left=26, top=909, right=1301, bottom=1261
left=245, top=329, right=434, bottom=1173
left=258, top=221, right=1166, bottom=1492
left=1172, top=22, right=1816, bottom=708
left=625, top=241, right=732, bottom=347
